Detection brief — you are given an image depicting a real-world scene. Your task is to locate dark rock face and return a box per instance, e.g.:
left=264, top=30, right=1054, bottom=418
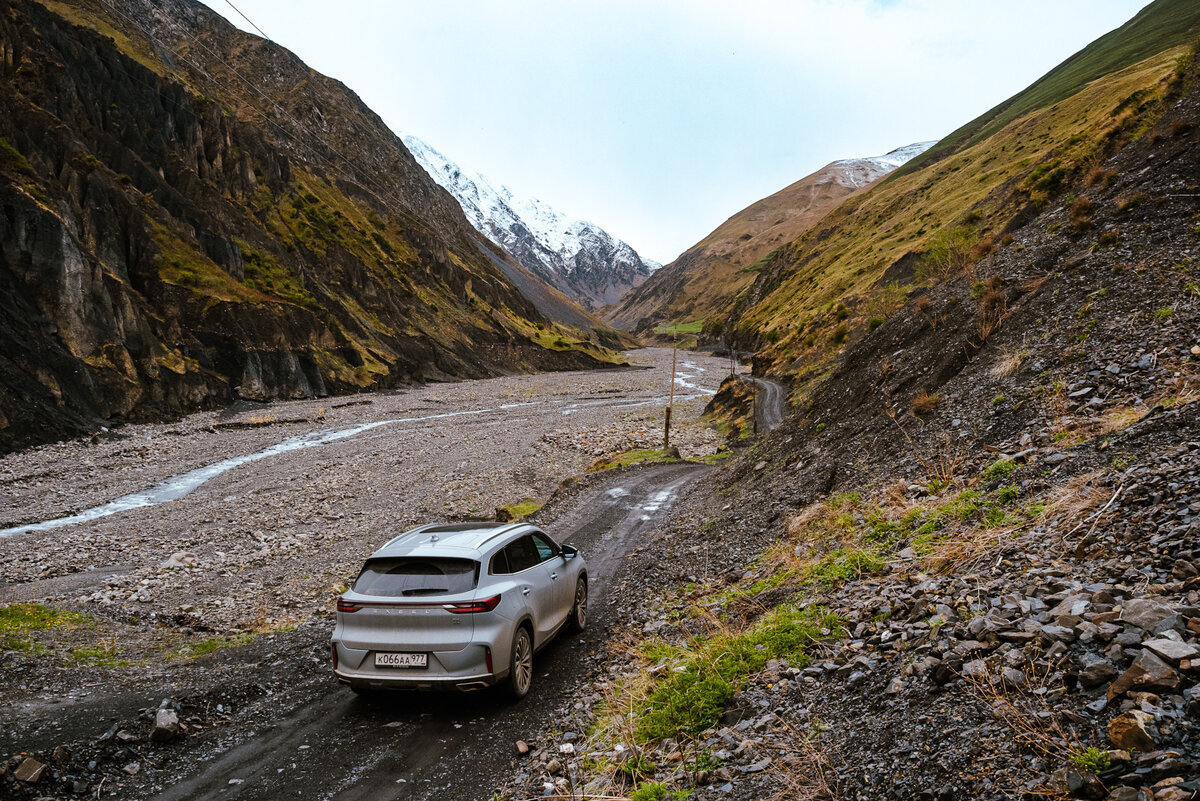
left=0, top=0, right=603, bottom=452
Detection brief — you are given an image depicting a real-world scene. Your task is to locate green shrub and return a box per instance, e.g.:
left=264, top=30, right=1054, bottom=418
left=1070, top=746, right=1111, bottom=774
left=630, top=784, right=691, bottom=801
left=0, top=138, right=36, bottom=177
left=806, top=547, right=886, bottom=585
left=981, top=457, right=1017, bottom=482
left=635, top=606, right=837, bottom=742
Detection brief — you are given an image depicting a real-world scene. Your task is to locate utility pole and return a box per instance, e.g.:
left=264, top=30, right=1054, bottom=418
left=751, top=380, right=758, bottom=436
left=664, top=328, right=677, bottom=450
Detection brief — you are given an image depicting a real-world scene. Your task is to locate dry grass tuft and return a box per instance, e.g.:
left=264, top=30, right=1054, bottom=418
left=1069, top=196, right=1093, bottom=230
left=911, top=390, right=943, bottom=418
left=990, top=347, right=1028, bottom=377
left=977, top=275, right=1008, bottom=342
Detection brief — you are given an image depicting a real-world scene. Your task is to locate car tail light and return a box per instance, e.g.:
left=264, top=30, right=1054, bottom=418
left=336, top=598, right=361, bottom=613
left=331, top=644, right=339, bottom=670
left=444, top=594, right=501, bottom=614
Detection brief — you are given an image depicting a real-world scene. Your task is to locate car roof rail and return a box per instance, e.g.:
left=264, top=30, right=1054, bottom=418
left=380, top=523, right=441, bottom=550
left=470, top=522, right=532, bottom=550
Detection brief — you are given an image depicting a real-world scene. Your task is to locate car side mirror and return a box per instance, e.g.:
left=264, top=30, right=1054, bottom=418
left=561, top=544, right=578, bottom=559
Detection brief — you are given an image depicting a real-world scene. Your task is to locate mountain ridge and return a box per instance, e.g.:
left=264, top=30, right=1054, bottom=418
left=605, top=141, right=934, bottom=333
left=402, top=134, right=659, bottom=311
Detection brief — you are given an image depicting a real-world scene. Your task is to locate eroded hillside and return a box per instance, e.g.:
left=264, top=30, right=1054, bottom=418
left=0, top=0, right=619, bottom=452
left=499, top=20, right=1200, bottom=801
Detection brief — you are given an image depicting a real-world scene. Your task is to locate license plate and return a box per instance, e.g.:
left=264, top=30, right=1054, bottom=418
left=374, top=652, right=428, bottom=668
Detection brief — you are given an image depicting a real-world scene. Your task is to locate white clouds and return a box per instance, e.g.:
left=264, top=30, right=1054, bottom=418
left=200, top=0, right=1145, bottom=263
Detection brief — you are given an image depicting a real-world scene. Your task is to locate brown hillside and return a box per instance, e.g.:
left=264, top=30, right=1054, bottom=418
left=605, top=156, right=902, bottom=334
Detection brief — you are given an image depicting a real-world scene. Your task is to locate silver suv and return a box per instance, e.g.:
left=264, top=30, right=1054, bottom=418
left=331, top=522, right=587, bottom=698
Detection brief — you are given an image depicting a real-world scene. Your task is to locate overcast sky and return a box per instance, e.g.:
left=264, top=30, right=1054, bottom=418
left=199, top=0, right=1147, bottom=264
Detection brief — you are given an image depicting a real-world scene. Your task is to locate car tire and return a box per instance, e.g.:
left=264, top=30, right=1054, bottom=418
left=565, top=576, right=587, bottom=634
left=507, top=626, right=534, bottom=700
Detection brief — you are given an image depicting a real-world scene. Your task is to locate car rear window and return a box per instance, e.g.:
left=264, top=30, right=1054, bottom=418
left=352, top=558, right=478, bottom=597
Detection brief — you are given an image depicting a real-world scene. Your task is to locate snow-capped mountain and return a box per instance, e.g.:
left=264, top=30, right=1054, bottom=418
left=402, top=134, right=660, bottom=311
left=829, top=141, right=938, bottom=188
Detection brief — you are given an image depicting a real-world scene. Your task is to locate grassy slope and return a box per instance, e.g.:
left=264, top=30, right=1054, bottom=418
left=894, top=0, right=1200, bottom=178
left=732, top=46, right=1186, bottom=391
left=606, top=162, right=882, bottom=333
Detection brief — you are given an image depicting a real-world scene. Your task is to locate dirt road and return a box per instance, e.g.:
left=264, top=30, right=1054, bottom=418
left=748, top=376, right=788, bottom=433
left=146, top=463, right=707, bottom=801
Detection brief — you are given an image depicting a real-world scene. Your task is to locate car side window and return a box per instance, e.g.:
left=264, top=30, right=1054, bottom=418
left=489, top=548, right=511, bottom=575
left=531, top=532, right=559, bottom=562
left=502, top=535, right=541, bottom=573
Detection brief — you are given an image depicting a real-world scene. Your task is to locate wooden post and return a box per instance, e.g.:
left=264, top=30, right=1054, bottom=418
left=664, top=328, right=677, bottom=450
left=752, top=381, right=758, bottom=436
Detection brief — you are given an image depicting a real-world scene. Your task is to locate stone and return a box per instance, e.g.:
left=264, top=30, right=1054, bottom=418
left=13, top=758, right=45, bottom=783
left=51, top=746, right=71, bottom=763
left=1120, top=600, right=1175, bottom=632
left=1108, top=650, right=1179, bottom=699
left=516, top=740, right=530, bottom=756
left=1001, top=667, right=1027, bottom=689
left=885, top=676, right=905, bottom=694
left=1105, top=788, right=1139, bottom=801
left=1141, top=638, right=1199, bottom=665
left=150, top=708, right=182, bottom=742
left=962, top=658, right=989, bottom=679
left=161, top=551, right=198, bottom=569
left=1154, top=789, right=1192, bottom=801
left=1107, top=711, right=1156, bottom=752
left=545, top=758, right=561, bottom=775
left=123, top=762, right=141, bottom=776
left=740, top=757, right=772, bottom=773
left=1079, top=660, right=1119, bottom=688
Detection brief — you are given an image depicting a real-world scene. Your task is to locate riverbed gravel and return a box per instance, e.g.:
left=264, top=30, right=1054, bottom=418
left=0, top=348, right=728, bottom=639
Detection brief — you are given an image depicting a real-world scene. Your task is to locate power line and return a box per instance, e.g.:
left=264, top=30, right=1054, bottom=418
left=221, top=0, right=270, bottom=42
left=97, top=0, right=420, bottom=227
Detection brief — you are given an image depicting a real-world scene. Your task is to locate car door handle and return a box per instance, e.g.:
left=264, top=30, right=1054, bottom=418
left=522, top=587, right=530, bottom=595
left=549, top=572, right=558, bottom=580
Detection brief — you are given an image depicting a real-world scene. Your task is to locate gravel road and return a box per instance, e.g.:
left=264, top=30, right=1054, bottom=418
left=0, top=348, right=726, bottom=801
left=746, top=376, right=787, bottom=433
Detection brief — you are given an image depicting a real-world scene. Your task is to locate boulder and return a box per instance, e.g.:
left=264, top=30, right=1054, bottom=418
left=13, top=758, right=45, bottom=783
left=1107, top=711, right=1156, bottom=752
left=150, top=708, right=182, bottom=742
left=1107, top=649, right=1179, bottom=698
left=1078, top=660, right=1119, bottom=689
left=1120, top=599, right=1176, bottom=633
left=1141, top=638, right=1199, bottom=665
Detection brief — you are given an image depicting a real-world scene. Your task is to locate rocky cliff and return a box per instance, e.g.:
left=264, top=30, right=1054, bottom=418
left=0, top=0, right=618, bottom=452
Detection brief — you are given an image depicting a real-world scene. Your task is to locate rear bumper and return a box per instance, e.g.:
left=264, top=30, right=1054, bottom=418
left=335, top=669, right=503, bottom=692
left=332, top=641, right=503, bottom=691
